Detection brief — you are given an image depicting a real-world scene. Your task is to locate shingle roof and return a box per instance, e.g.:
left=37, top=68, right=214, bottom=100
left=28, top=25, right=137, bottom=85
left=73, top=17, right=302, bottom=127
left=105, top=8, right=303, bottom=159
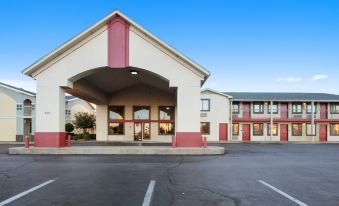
left=223, top=92, right=339, bottom=101
left=0, top=82, right=36, bottom=96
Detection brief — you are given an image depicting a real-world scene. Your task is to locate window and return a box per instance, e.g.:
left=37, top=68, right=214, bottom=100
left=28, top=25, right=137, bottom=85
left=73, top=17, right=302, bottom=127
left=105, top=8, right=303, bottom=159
left=16, top=104, right=22, bottom=110
left=232, top=102, right=239, bottom=114
left=292, top=123, right=302, bottom=136
left=330, top=103, right=339, bottom=114
left=108, top=106, right=125, bottom=135
left=133, top=106, right=150, bottom=120
left=159, top=123, right=174, bottom=135
left=330, top=124, right=339, bottom=136
left=31, top=104, right=35, bottom=111
left=306, top=103, right=317, bottom=114
left=253, top=123, right=263, bottom=136
left=268, top=103, right=278, bottom=114
left=159, top=106, right=175, bottom=135
left=65, top=110, right=71, bottom=115
left=306, top=123, right=316, bottom=136
left=292, top=103, right=302, bottom=114
left=201, top=99, right=210, bottom=111
left=232, top=123, right=239, bottom=135
left=200, top=122, right=210, bottom=134
left=267, top=123, right=278, bottom=136
left=109, top=123, right=124, bottom=135
left=253, top=102, right=264, bottom=114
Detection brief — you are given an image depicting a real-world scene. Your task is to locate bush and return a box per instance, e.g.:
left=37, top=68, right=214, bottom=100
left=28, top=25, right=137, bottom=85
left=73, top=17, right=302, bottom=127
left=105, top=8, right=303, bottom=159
left=90, top=134, right=96, bottom=140
left=83, top=132, right=91, bottom=141
left=65, top=123, right=74, bottom=133
left=72, top=134, right=78, bottom=141
left=77, top=133, right=84, bottom=139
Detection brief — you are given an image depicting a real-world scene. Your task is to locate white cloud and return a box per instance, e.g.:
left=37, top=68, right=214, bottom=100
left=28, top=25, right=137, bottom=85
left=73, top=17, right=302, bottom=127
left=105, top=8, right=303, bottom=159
left=276, top=77, right=303, bottom=82
left=0, top=79, right=36, bottom=92
left=310, top=74, right=328, bottom=81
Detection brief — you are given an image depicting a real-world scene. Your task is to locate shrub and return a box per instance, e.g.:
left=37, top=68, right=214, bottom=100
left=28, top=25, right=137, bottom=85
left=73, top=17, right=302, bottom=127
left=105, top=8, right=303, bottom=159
left=90, top=134, right=96, bottom=140
left=65, top=123, right=74, bottom=133
left=83, top=132, right=91, bottom=141
left=72, top=135, right=78, bottom=141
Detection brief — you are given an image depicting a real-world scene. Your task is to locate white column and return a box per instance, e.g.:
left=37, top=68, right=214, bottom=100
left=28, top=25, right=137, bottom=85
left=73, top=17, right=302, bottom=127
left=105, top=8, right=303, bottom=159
left=230, top=99, right=233, bottom=142
left=176, top=86, right=200, bottom=132
left=36, top=85, right=65, bottom=132
left=311, top=101, right=315, bottom=142
left=96, top=105, right=108, bottom=141
left=270, top=101, right=273, bottom=141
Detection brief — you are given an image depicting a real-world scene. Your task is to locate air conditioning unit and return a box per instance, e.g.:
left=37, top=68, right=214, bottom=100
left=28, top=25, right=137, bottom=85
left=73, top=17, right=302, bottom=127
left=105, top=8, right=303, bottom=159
left=292, top=114, right=302, bottom=118
left=200, top=113, right=207, bottom=117
left=231, top=136, right=238, bottom=141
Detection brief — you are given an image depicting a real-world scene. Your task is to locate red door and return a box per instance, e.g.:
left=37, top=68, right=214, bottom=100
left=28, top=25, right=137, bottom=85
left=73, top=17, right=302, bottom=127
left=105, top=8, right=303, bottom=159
left=280, top=103, right=288, bottom=119
left=320, top=124, right=327, bottom=142
left=243, top=103, right=251, bottom=119
left=242, top=124, right=250, bottom=141
left=320, top=103, right=328, bottom=119
left=280, top=124, right=288, bottom=141
left=219, top=123, right=228, bottom=141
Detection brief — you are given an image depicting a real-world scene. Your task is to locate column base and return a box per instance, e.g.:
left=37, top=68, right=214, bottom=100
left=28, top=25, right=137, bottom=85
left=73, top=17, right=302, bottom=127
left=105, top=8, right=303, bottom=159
left=175, top=132, right=203, bottom=147
left=34, top=132, right=67, bottom=147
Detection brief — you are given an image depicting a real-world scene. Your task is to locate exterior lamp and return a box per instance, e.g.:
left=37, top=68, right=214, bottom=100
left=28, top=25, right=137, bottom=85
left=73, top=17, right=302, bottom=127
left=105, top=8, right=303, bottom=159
left=130, top=70, right=138, bottom=75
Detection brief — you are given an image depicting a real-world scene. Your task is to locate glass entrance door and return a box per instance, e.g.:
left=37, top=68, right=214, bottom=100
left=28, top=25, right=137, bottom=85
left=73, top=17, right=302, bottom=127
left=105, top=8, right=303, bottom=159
left=134, top=122, right=150, bottom=141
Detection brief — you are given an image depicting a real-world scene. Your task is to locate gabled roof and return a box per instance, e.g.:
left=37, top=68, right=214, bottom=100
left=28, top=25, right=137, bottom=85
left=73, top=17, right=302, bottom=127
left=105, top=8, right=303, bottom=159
left=224, top=92, right=339, bottom=102
left=0, top=82, right=36, bottom=96
left=22, top=9, right=210, bottom=80
left=201, top=88, right=232, bottom=98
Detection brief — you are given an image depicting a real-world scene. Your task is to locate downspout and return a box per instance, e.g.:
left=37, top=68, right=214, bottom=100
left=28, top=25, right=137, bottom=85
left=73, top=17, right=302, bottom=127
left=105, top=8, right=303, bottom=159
left=270, top=101, right=273, bottom=142
left=311, top=100, right=315, bottom=142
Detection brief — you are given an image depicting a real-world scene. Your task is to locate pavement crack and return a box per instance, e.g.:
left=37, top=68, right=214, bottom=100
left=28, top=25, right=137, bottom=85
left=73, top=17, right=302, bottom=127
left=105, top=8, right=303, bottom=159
left=196, top=186, right=240, bottom=206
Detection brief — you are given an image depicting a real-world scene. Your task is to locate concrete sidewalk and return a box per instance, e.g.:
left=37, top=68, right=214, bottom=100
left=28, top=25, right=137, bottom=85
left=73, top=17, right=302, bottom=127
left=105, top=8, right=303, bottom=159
left=8, top=146, right=225, bottom=155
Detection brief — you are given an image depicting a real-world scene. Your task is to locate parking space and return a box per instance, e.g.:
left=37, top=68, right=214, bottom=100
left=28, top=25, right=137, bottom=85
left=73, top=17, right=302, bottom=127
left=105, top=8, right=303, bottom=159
left=0, top=143, right=339, bottom=205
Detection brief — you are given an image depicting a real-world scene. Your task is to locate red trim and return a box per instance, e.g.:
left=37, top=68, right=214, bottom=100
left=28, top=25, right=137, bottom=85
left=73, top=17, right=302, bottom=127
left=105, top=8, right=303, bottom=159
left=280, top=124, right=288, bottom=141
left=242, top=124, right=250, bottom=141
left=175, top=132, right=203, bottom=147
left=109, top=119, right=175, bottom=123
left=319, top=124, right=327, bottom=141
left=34, top=132, right=67, bottom=147
left=219, top=123, right=228, bottom=141
left=108, top=16, right=129, bottom=68
left=233, top=117, right=339, bottom=123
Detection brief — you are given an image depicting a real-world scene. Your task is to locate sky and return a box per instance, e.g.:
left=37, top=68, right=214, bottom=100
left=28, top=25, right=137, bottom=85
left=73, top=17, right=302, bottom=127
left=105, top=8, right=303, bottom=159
left=0, top=0, right=338, bottom=94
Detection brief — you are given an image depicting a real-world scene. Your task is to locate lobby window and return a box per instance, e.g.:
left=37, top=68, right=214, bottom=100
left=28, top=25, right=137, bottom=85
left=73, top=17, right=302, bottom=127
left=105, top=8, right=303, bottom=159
left=306, top=103, right=317, bottom=114
left=133, top=106, right=150, bottom=120
left=232, top=102, right=240, bottom=114
left=253, top=123, right=263, bottom=136
left=253, top=102, right=264, bottom=114
left=330, top=124, right=339, bottom=136
left=201, top=99, right=210, bottom=111
left=292, top=123, right=302, bottom=136
left=232, top=123, right=239, bottom=135
left=268, top=102, right=278, bottom=114
left=108, top=106, right=124, bottom=135
left=292, top=103, right=302, bottom=114
left=306, top=123, right=316, bottom=136
left=159, top=106, right=175, bottom=135
left=267, top=123, right=278, bottom=136
left=330, top=103, right=339, bottom=114
left=200, top=122, right=210, bottom=134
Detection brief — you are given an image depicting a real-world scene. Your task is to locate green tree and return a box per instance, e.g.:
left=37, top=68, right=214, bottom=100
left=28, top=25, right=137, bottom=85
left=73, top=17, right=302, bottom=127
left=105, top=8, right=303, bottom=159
left=73, top=112, right=95, bottom=134
left=65, top=123, right=74, bottom=133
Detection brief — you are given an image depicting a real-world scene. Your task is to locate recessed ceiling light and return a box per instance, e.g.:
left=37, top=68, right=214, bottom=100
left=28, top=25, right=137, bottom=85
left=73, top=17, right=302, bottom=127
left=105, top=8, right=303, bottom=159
left=130, top=70, right=138, bottom=75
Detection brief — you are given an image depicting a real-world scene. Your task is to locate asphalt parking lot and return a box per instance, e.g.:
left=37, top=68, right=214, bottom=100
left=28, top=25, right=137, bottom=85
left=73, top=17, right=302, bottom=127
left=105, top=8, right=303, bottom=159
left=0, top=143, right=339, bottom=206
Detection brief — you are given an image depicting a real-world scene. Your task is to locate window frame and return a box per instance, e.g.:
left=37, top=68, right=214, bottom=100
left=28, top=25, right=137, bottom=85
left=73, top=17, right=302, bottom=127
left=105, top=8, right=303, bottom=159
left=232, top=123, right=239, bottom=135
left=158, top=122, right=175, bottom=135
left=268, top=102, right=279, bottom=114
left=158, top=106, right=175, bottom=135
left=267, top=123, right=278, bottom=136
left=292, top=103, right=302, bottom=114
left=306, top=103, right=317, bottom=114
left=108, top=122, right=125, bottom=135
left=292, top=123, right=303, bottom=136
left=330, top=103, right=339, bottom=114
left=158, top=106, right=175, bottom=120
left=201, top=99, right=210, bottom=111
left=253, top=102, right=264, bottom=114
left=330, top=123, right=339, bottom=136
left=253, top=123, right=264, bottom=136
left=306, top=123, right=316, bottom=136
left=200, top=122, right=210, bottom=135
left=232, top=102, right=240, bottom=114
left=108, top=106, right=125, bottom=135
left=133, top=106, right=150, bottom=120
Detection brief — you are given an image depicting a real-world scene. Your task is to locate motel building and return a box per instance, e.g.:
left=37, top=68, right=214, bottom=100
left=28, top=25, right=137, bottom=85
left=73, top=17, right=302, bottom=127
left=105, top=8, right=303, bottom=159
left=1, top=10, right=338, bottom=147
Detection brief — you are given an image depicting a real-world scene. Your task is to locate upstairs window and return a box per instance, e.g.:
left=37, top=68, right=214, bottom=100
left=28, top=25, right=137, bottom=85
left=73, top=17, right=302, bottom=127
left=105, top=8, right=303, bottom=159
left=292, top=103, right=302, bottom=114
left=268, top=102, right=278, bottom=114
left=16, top=104, right=22, bottom=110
left=253, top=102, right=264, bottom=114
left=306, top=103, right=317, bottom=114
left=330, top=103, right=339, bottom=114
left=232, top=102, right=240, bottom=114
left=201, top=99, right=210, bottom=111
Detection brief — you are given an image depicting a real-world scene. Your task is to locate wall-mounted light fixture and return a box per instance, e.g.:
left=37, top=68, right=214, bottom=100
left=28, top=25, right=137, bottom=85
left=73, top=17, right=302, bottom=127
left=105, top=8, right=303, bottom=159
left=130, top=70, right=138, bottom=75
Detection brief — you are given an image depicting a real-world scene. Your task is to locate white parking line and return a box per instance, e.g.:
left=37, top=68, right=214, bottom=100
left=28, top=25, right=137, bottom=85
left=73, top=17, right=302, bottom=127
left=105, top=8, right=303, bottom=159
left=258, top=180, right=308, bottom=206
left=0, top=179, right=55, bottom=206
left=142, top=180, right=156, bottom=206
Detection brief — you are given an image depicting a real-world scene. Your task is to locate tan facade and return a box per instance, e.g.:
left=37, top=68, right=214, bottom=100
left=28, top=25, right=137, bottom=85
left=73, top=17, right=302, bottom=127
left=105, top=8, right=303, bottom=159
left=0, top=92, right=17, bottom=141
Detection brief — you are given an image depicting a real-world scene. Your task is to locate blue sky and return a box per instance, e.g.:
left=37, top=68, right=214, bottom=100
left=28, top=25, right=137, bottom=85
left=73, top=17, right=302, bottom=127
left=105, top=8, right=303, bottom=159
left=0, top=0, right=338, bottom=94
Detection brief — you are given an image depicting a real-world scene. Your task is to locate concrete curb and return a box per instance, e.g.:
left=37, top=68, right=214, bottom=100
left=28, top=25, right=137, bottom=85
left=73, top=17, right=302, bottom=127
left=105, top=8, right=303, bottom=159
left=8, top=146, right=225, bottom=155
